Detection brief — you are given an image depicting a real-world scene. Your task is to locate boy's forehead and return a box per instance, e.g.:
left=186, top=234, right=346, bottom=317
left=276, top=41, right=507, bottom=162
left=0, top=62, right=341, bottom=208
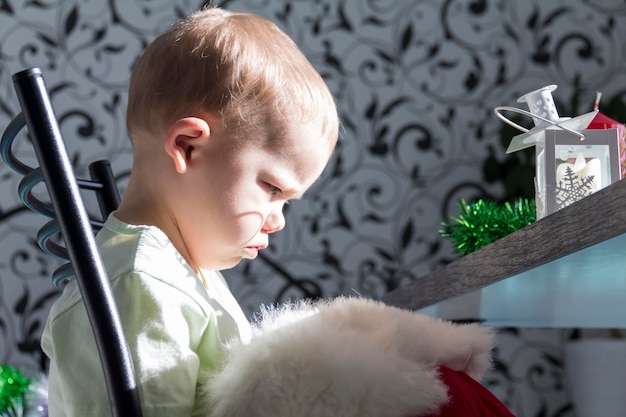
left=269, top=116, right=335, bottom=147
left=270, top=120, right=334, bottom=173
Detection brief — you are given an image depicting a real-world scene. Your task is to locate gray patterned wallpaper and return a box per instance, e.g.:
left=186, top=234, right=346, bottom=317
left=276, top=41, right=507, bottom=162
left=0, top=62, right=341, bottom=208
left=2, top=1, right=626, bottom=416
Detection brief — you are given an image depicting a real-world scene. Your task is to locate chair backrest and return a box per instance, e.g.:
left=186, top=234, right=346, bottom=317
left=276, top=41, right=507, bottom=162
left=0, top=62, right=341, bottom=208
left=1, top=67, right=142, bottom=417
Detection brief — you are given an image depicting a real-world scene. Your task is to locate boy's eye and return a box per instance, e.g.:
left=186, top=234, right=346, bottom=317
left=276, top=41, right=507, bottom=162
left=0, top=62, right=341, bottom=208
left=266, top=183, right=281, bottom=195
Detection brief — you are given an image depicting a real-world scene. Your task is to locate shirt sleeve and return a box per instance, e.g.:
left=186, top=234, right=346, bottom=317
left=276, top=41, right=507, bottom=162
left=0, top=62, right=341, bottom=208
left=42, top=271, right=223, bottom=417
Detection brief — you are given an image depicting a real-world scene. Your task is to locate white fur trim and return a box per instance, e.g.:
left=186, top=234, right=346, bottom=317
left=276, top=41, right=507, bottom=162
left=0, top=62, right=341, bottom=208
left=199, top=297, right=495, bottom=417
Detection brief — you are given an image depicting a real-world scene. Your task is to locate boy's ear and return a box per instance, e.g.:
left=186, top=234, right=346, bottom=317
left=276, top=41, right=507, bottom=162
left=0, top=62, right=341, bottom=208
left=164, top=117, right=211, bottom=174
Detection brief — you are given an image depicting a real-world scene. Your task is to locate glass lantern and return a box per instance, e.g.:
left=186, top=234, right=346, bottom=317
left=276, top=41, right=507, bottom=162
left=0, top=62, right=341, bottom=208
left=495, top=85, right=623, bottom=220
left=537, top=128, right=621, bottom=218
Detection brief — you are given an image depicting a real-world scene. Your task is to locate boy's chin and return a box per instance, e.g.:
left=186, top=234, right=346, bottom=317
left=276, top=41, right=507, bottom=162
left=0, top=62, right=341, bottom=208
left=214, top=256, right=249, bottom=271
left=207, top=248, right=263, bottom=270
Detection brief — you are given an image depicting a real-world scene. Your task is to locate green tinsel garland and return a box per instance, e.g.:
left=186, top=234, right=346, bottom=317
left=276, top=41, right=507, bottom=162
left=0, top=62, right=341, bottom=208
left=0, top=365, right=32, bottom=417
left=440, top=198, right=536, bottom=256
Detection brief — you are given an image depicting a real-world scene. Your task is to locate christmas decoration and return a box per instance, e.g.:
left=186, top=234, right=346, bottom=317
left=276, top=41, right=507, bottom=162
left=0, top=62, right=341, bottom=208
left=495, top=86, right=622, bottom=219
left=543, top=128, right=620, bottom=216
left=0, top=365, right=31, bottom=417
left=0, top=366, right=47, bottom=417
left=440, top=199, right=535, bottom=256
left=554, top=157, right=598, bottom=210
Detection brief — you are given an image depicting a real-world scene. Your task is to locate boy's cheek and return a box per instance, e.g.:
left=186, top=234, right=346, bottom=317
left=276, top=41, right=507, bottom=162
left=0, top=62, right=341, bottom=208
left=234, top=211, right=266, bottom=237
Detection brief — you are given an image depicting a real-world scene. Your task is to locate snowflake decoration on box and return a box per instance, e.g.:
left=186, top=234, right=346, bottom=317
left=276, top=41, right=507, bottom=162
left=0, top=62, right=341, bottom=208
left=554, top=166, right=596, bottom=210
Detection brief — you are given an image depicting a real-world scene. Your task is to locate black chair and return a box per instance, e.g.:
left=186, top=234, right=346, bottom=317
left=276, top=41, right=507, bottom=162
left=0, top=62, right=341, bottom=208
left=1, top=67, right=143, bottom=417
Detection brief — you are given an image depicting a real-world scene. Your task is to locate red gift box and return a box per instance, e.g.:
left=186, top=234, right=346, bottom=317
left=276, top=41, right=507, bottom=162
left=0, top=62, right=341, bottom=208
left=588, top=112, right=626, bottom=179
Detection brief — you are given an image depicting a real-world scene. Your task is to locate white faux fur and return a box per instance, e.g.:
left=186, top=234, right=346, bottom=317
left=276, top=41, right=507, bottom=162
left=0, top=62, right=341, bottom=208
left=199, top=297, right=495, bottom=417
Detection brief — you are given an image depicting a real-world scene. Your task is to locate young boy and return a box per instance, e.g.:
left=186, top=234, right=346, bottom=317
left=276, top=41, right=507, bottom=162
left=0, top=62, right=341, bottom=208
left=41, top=6, right=339, bottom=417
left=39, top=6, right=516, bottom=417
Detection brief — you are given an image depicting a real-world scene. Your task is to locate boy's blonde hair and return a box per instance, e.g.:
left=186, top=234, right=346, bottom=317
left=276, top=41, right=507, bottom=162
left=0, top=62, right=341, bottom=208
left=127, top=7, right=338, bottom=145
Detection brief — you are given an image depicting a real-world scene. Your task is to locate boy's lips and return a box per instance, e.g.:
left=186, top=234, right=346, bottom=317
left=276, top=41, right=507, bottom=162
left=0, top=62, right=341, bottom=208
left=243, top=244, right=267, bottom=259
left=246, top=243, right=267, bottom=250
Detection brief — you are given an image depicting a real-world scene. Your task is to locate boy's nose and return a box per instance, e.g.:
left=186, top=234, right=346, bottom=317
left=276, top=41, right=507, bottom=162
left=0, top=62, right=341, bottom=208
left=262, top=207, right=286, bottom=234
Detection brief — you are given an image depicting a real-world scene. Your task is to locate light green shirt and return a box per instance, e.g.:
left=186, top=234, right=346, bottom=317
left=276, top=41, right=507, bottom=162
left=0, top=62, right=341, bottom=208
left=41, top=214, right=252, bottom=417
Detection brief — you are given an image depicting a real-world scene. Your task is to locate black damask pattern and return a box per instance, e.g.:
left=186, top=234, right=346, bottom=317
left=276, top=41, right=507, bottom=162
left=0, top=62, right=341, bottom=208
left=1, top=1, right=625, bottom=415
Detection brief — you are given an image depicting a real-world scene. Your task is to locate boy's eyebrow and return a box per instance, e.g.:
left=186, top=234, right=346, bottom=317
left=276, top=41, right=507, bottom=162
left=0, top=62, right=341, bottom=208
left=290, top=172, right=326, bottom=200
left=283, top=187, right=304, bottom=200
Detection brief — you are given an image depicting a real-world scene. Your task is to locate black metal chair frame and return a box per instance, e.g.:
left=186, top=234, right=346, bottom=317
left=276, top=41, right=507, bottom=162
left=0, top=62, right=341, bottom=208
left=1, top=67, right=142, bottom=417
